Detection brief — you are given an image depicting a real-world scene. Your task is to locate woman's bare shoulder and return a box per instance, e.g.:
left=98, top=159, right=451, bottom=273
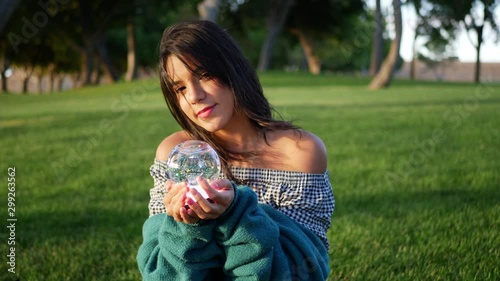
left=155, top=131, right=192, bottom=161
left=271, top=129, right=328, bottom=174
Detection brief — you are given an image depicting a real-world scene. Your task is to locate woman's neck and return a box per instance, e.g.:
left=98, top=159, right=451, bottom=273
left=213, top=116, right=263, bottom=153
left=215, top=131, right=263, bottom=152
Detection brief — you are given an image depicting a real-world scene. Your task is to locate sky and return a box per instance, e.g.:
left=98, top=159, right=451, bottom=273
left=366, top=0, right=500, bottom=63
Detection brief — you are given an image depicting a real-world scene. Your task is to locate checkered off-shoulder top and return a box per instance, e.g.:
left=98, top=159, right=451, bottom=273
left=148, top=159, right=335, bottom=248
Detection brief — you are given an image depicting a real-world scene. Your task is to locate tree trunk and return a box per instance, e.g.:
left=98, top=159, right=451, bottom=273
left=80, top=37, right=94, bottom=87
left=93, top=64, right=102, bottom=85
left=257, top=0, right=296, bottom=71
left=22, top=66, right=34, bottom=94
left=0, top=41, right=7, bottom=94
left=48, top=63, right=56, bottom=93
left=125, top=21, right=137, bottom=82
left=369, top=0, right=383, bottom=76
left=409, top=1, right=425, bottom=81
left=49, top=74, right=55, bottom=93
left=474, top=25, right=483, bottom=84
left=290, top=28, right=320, bottom=74
left=56, top=74, right=64, bottom=91
left=198, top=0, right=221, bottom=22
left=410, top=57, right=416, bottom=80
left=37, top=74, right=43, bottom=94
left=1, top=70, right=6, bottom=94
left=51, top=74, right=59, bottom=93
left=95, top=34, right=118, bottom=83
left=74, top=72, right=82, bottom=89
left=22, top=76, right=30, bottom=94
left=410, top=31, right=418, bottom=80
left=369, top=0, right=402, bottom=89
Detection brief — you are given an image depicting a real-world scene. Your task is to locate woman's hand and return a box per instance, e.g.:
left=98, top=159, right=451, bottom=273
left=184, top=177, right=235, bottom=220
left=163, top=178, right=235, bottom=223
left=163, top=180, right=200, bottom=224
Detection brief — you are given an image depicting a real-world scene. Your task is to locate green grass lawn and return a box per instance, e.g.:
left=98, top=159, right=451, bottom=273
left=1, top=73, right=499, bottom=280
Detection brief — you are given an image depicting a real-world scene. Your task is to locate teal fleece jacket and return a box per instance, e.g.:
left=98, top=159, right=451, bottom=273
left=137, top=185, right=329, bottom=280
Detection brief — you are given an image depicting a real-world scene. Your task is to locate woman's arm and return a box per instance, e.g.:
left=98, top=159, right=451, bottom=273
left=148, top=131, right=192, bottom=217
left=278, top=130, right=335, bottom=248
left=137, top=214, right=223, bottom=280
left=139, top=132, right=225, bottom=280
left=214, top=185, right=330, bottom=280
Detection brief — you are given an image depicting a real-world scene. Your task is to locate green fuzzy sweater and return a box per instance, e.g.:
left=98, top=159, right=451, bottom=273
left=137, top=185, right=329, bottom=280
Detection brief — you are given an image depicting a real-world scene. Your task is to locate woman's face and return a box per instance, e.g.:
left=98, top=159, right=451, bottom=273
left=165, top=55, right=237, bottom=133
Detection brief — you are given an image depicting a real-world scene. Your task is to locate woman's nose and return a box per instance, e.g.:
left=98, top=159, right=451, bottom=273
left=186, top=83, right=205, bottom=103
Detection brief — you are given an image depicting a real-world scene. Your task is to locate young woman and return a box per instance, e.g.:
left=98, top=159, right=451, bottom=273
left=137, top=20, right=335, bottom=280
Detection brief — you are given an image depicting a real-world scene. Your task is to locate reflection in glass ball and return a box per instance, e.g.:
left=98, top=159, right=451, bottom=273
left=167, top=140, right=221, bottom=200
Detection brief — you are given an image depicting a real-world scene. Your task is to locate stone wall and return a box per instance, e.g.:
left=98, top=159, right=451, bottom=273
left=396, top=60, right=500, bottom=83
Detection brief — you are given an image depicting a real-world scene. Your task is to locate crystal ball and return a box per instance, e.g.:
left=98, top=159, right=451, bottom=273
left=166, top=140, right=221, bottom=200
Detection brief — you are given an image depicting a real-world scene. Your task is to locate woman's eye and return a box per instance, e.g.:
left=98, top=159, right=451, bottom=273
left=199, top=72, right=211, bottom=80
left=175, top=86, right=186, bottom=94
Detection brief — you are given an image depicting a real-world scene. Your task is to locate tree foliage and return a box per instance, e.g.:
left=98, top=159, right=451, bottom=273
left=424, top=0, right=499, bottom=82
left=1, top=0, right=493, bottom=93
left=218, top=0, right=367, bottom=72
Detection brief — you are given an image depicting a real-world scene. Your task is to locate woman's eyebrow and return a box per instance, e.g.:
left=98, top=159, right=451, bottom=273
left=171, top=79, right=182, bottom=86
left=168, top=66, right=205, bottom=85
left=192, top=67, right=206, bottom=76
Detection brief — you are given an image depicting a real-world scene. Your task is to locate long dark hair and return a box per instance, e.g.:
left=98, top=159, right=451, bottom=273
left=158, top=20, right=297, bottom=180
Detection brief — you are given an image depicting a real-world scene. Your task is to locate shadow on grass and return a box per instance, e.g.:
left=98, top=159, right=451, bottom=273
left=24, top=185, right=498, bottom=245
left=19, top=205, right=148, bottom=247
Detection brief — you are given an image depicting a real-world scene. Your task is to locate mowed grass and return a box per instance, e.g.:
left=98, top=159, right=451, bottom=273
left=0, top=72, right=499, bottom=280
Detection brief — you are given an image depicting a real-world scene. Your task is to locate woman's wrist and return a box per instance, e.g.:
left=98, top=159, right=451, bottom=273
left=216, top=181, right=239, bottom=221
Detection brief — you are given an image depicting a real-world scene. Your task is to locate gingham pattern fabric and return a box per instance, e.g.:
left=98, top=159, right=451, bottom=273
left=148, top=159, right=335, bottom=248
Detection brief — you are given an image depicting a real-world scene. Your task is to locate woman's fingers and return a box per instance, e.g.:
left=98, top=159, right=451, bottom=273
left=188, top=188, right=213, bottom=216
left=195, top=176, right=217, bottom=199
left=164, top=182, right=188, bottom=219
left=205, top=179, right=235, bottom=207
left=163, top=178, right=234, bottom=222
left=163, top=179, right=174, bottom=192
left=179, top=203, right=200, bottom=224
left=187, top=178, right=235, bottom=220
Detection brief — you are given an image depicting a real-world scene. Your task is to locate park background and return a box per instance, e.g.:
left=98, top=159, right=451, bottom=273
left=1, top=0, right=499, bottom=280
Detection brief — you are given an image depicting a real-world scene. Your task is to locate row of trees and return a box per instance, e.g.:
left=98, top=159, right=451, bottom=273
left=0, top=0, right=498, bottom=94
left=371, top=0, right=498, bottom=88
left=1, top=0, right=380, bottom=93
left=408, top=0, right=499, bottom=83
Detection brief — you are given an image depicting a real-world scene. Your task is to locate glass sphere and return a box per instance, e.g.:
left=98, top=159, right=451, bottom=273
left=166, top=140, right=221, bottom=200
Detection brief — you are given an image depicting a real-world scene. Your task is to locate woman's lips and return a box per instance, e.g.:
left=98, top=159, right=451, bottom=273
left=197, top=105, right=216, bottom=118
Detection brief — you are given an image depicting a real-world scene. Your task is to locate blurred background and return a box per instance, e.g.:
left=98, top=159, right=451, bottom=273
left=0, top=0, right=499, bottom=95
left=1, top=1, right=500, bottom=281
